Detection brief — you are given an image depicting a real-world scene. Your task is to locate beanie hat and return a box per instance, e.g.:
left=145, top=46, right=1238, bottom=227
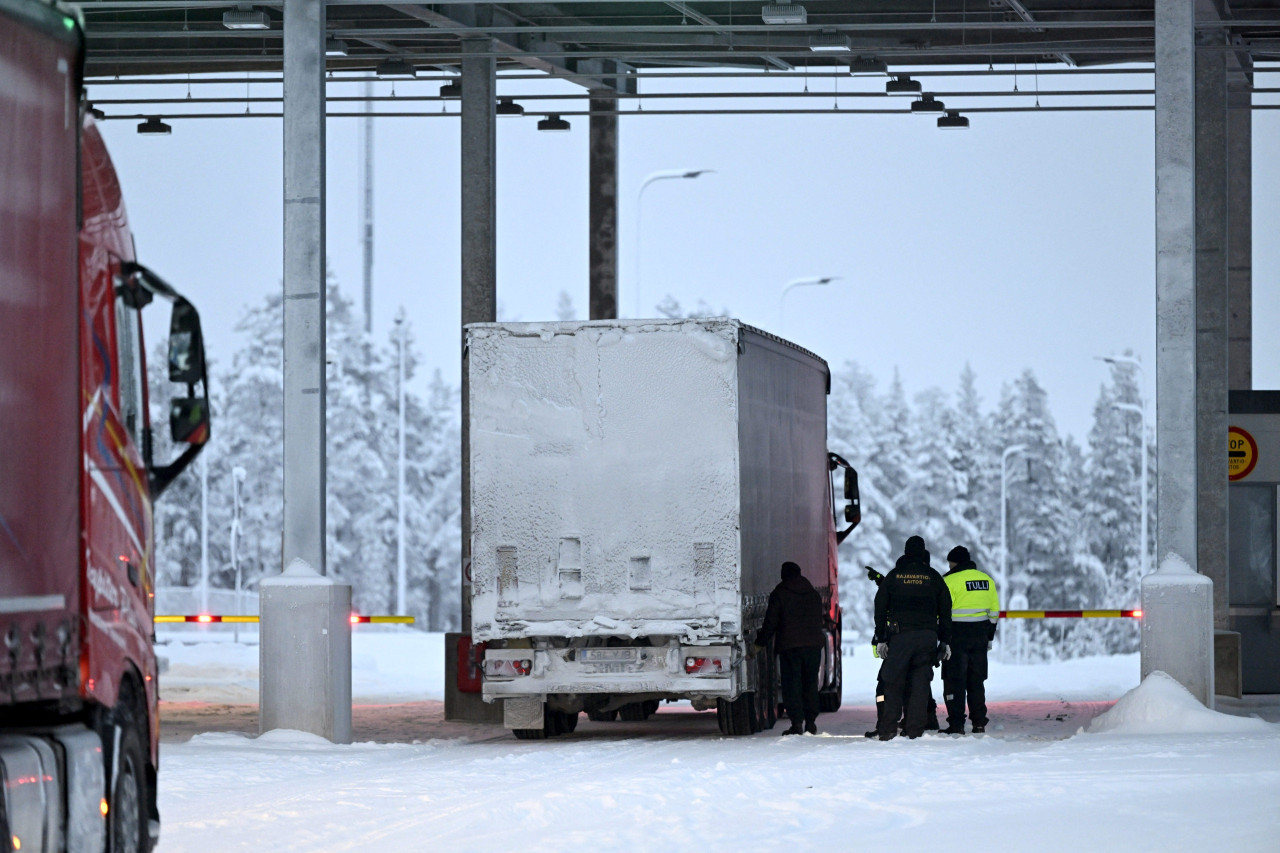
left=946, top=546, right=971, bottom=564
left=780, top=561, right=802, bottom=580
left=904, top=536, right=926, bottom=558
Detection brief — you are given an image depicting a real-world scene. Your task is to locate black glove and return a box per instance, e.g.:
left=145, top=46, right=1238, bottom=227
left=865, top=566, right=884, bottom=584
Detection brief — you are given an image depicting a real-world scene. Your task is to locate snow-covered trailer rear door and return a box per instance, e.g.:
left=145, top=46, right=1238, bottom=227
left=467, top=320, right=744, bottom=642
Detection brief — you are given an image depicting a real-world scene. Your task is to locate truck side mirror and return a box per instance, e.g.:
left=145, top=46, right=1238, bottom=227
left=843, top=467, right=859, bottom=502
left=168, top=299, right=205, bottom=385
left=170, top=397, right=210, bottom=445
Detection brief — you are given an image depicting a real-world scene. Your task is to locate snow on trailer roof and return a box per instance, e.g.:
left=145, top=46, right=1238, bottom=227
left=465, top=316, right=830, bottom=376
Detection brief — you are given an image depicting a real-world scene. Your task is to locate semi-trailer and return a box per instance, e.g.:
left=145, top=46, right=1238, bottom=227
left=464, top=319, right=857, bottom=738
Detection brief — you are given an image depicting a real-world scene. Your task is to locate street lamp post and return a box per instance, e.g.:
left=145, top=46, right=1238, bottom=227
left=1000, top=443, right=1026, bottom=664
left=1096, top=355, right=1148, bottom=578
left=231, top=466, right=246, bottom=642
left=1000, top=444, right=1027, bottom=605
left=633, top=169, right=714, bottom=318
left=779, top=276, right=840, bottom=336
left=395, top=308, right=407, bottom=616
left=199, top=451, right=208, bottom=615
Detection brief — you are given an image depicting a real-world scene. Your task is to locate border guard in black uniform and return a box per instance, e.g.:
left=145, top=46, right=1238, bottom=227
left=873, top=536, right=952, bottom=740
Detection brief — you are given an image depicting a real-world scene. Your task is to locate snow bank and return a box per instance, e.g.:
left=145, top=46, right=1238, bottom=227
left=1086, top=671, right=1274, bottom=735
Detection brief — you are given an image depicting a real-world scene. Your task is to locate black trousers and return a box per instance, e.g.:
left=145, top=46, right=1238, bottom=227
left=942, top=627, right=990, bottom=728
left=877, top=629, right=937, bottom=737
left=875, top=669, right=938, bottom=731
left=778, top=646, right=822, bottom=727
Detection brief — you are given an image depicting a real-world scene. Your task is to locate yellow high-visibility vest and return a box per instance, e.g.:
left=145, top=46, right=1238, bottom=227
left=944, top=567, right=999, bottom=626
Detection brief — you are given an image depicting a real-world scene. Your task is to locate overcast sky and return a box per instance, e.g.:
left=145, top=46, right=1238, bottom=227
left=96, top=67, right=1278, bottom=443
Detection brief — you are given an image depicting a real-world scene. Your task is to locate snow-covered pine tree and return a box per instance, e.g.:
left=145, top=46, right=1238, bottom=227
left=827, top=362, right=898, bottom=640
left=995, top=370, right=1095, bottom=660
left=901, top=386, right=973, bottom=554
left=949, top=364, right=994, bottom=574
left=404, top=369, right=461, bottom=631
left=555, top=290, right=578, bottom=322
left=325, top=281, right=397, bottom=614
left=1083, top=356, right=1147, bottom=653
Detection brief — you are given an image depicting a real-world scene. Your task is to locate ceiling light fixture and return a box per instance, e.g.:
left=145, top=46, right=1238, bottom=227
left=848, top=56, right=887, bottom=75
left=761, top=4, right=807, bottom=25
left=937, top=110, right=970, bottom=129
left=325, top=38, right=348, bottom=57
left=137, top=116, right=171, bottom=135
left=537, top=114, right=571, bottom=132
left=439, top=80, right=461, bottom=99
left=809, top=30, right=851, bottom=52
left=375, top=57, right=416, bottom=79
left=495, top=96, right=524, bottom=116
left=222, top=6, right=269, bottom=30
left=886, top=75, right=922, bottom=96
left=910, top=94, right=946, bottom=115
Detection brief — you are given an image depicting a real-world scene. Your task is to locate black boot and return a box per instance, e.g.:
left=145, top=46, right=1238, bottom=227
left=805, top=719, right=818, bottom=735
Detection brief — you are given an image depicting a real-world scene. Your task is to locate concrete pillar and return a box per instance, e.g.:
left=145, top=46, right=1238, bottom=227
left=1143, top=0, right=1214, bottom=707
left=260, top=562, right=352, bottom=743
left=281, top=0, right=326, bottom=576
left=588, top=90, right=619, bottom=320
left=449, top=38, right=502, bottom=724
left=267, top=0, right=353, bottom=740
left=1195, top=36, right=1229, bottom=630
left=1227, top=81, right=1252, bottom=390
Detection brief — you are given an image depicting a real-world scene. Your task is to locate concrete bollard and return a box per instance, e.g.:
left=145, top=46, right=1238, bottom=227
left=260, top=559, right=353, bottom=743
left=1141, top=553, right=1215, bottom=708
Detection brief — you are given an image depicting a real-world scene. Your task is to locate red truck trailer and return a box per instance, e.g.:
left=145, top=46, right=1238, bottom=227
left=0, top=2, right=210, bottom=850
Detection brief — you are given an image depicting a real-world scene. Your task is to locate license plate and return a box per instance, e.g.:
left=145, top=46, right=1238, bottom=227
left=580, top=648, right=639, bottom=663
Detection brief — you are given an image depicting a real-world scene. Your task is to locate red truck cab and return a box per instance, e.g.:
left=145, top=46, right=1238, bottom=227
left=1, top=2, right=209, bottom=850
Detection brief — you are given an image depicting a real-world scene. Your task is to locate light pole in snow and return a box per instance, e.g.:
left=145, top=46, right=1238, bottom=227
left=231, top=466, right=246, bottom=642
left=199, top=451, right=208, bottom=615
left=1000, top=443, right=1026, bottom=664
left=633, top=169, right=714, bottom=318
left=1096, top=355, right=1148, bottom=578
left=395, top=307, right=407, bottom=616
left=779, top=276, right=840, bottom=337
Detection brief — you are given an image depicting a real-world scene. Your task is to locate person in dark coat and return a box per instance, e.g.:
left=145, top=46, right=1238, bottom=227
left=873, top=536, right=952, bottom=740
left=864, top=560, right=941, bottom=738
left=756, top=561, right=826, bottom=735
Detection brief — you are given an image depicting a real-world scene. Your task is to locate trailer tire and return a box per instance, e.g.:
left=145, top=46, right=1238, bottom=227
left=618, top=702, right=648, bottom=722
left=756, top=650, right=777, bottom=729
left=716, top=693, right=755, bottom=736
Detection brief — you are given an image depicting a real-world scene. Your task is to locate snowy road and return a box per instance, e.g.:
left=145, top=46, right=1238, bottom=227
left=153, top=634, right=1280, bottom=852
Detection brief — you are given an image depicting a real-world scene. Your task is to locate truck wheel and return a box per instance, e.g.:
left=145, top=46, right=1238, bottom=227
left=109, top=715, right=150, bottom=852
left=618, top=702, right=648, bottom=722
left=817, top=640, right=843, bottom=712
left=756, top=652, right=777, bottom=729
left=716, top=694, right=755, bottom=736
left=642, top=700, right=660, bottom=719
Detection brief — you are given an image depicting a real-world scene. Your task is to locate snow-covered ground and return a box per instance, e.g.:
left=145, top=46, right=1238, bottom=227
left=155, top=630, right=1280, bottom=852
